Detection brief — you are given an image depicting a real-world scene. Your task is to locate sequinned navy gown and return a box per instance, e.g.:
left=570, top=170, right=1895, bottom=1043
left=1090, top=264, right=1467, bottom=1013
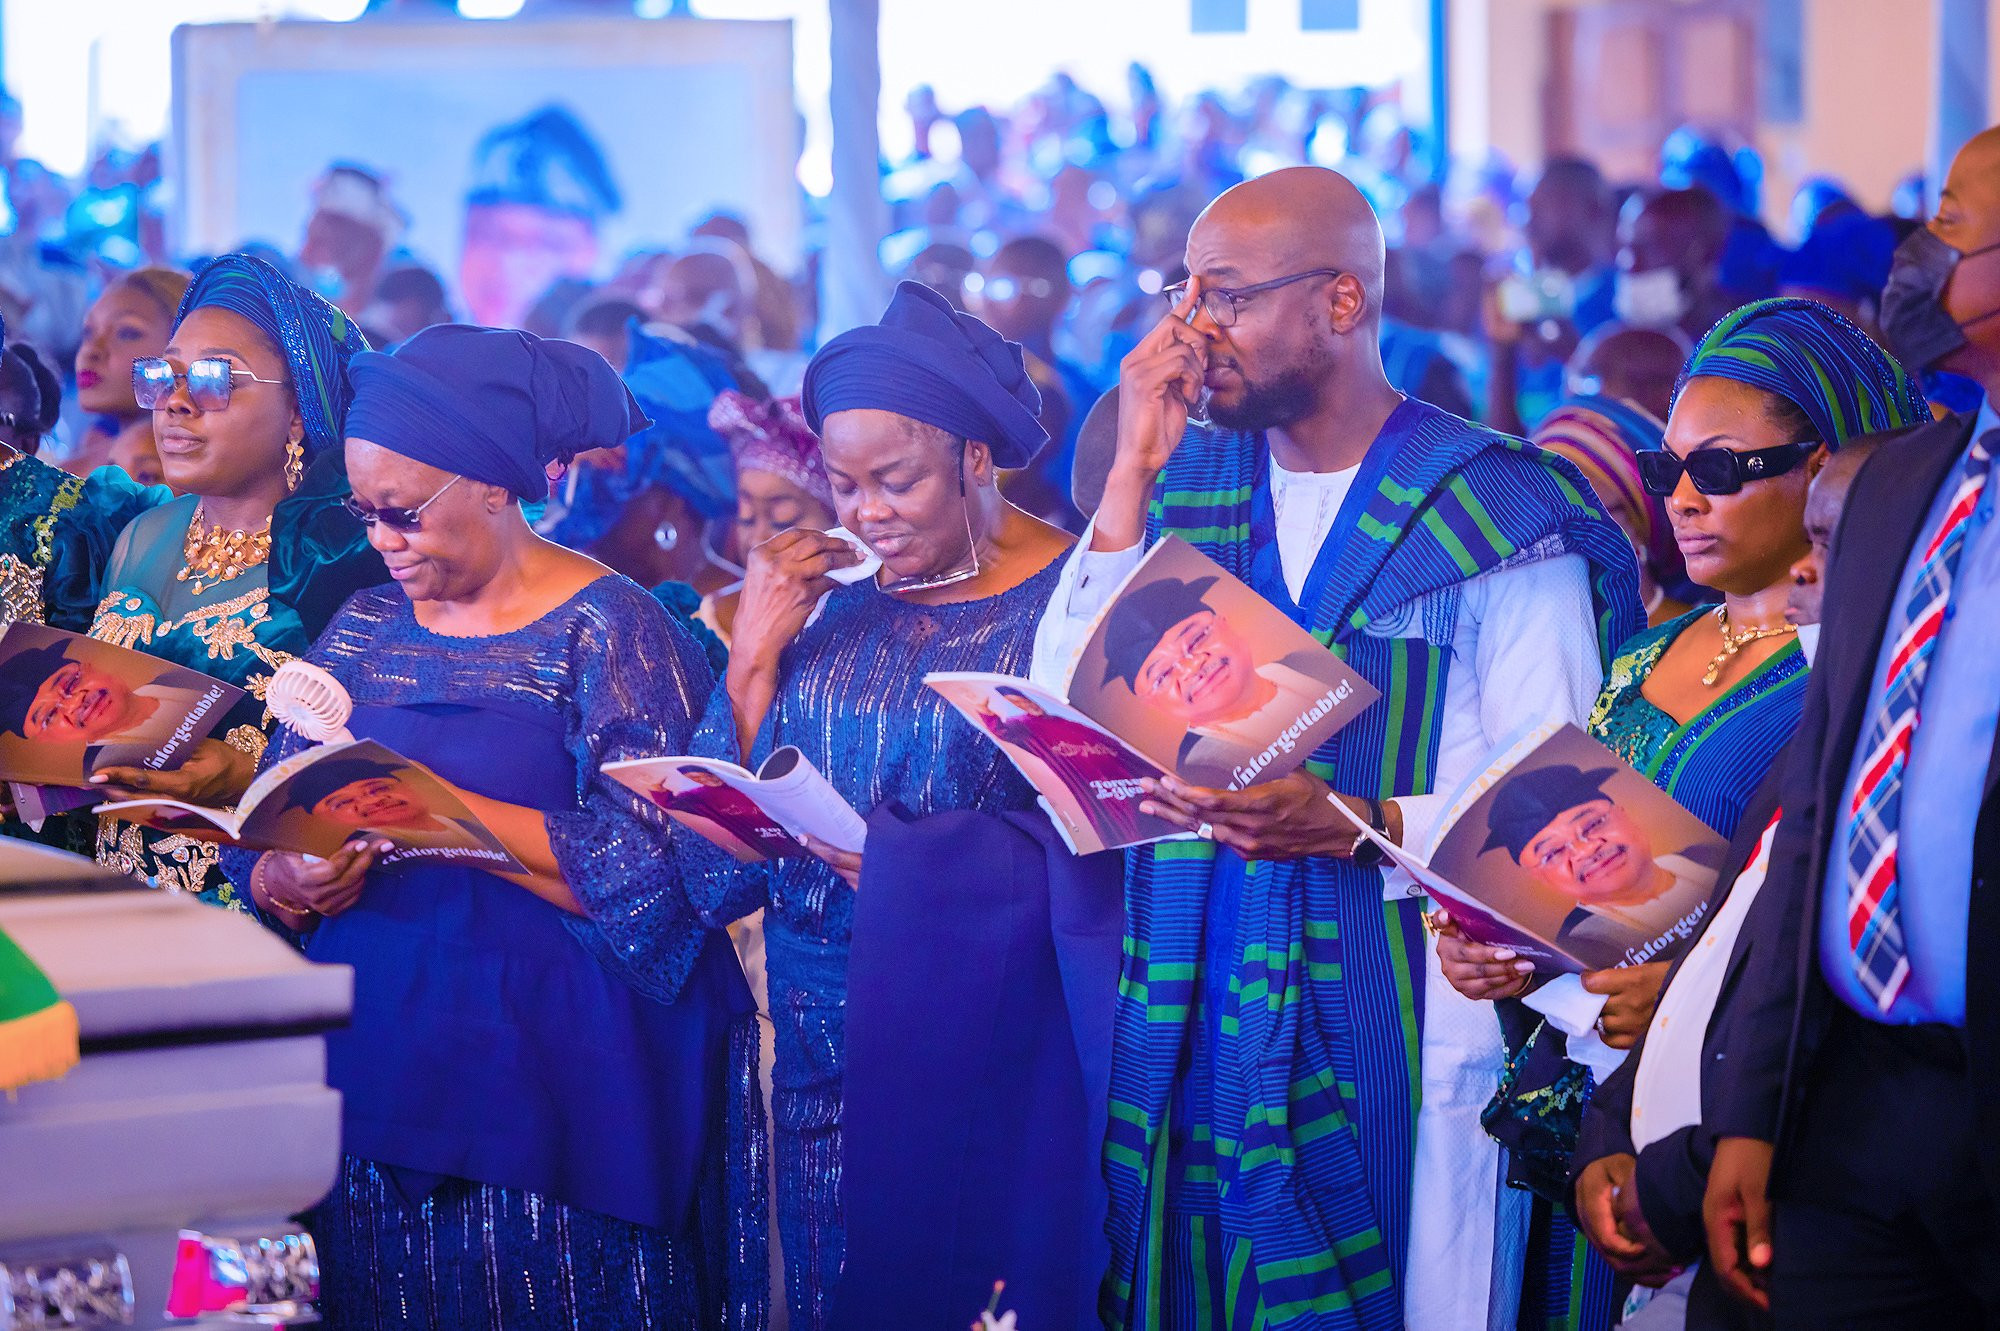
left=677, top=559, right=1064, bottom=1330
left=223, top=577, right=765, bottom=1331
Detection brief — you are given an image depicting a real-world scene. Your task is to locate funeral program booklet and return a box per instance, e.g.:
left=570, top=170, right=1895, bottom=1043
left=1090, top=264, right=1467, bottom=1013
left=96, top=738, right=525, bottom=872
left=927, top=535, right=1381, bottom=856
left=0, top=623, right=244, bottom=798
left=603, top=746, right=868, bottom=863
left=1333, top=723, right=1729, bottom=973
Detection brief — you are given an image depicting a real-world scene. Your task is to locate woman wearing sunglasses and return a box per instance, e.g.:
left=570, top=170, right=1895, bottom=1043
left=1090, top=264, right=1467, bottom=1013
left=1436, top=297, right=1929, bottom=1329
left=218, top=324, right=762, bottom=1328
left=85, top=253, right=385, bottom=907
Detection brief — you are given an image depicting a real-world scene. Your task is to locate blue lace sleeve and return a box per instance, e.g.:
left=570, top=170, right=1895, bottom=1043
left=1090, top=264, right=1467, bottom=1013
left=547, top=583, right=727, bottom=1004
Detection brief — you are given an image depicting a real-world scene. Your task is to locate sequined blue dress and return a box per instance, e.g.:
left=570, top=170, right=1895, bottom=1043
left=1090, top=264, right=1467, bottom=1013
left=220, top=576, right=764, bottom=1331
left=677, top=558, right=1064, bottom=1330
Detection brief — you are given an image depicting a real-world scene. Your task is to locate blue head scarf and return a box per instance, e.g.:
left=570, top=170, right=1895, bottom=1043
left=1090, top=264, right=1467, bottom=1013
left=176, top=252, right=368, bottom=457
left=531, top=320, right=742, bottom=553
left=619, top=322, right=740, bottom=519
left=1674, top=297, right=1929, bottom=448
left=1779, top=210, right=1898, bottom=309
left=176, top=252, right=383, bottom=637
left=802, top=281, right=1048, bottom=468
left=346, top=324, right=648, bottom=503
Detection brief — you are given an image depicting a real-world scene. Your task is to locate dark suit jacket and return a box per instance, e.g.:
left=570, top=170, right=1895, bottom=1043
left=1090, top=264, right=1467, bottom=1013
left=1573, top=763, right=1785, bottom=1258
left=1708, top=410, right=2000, bottom=1202
left=1571, top=767, right=1784, bottom=1331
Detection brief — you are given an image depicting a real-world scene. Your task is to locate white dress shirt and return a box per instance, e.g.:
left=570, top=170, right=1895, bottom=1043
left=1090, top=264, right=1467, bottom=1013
left=1630, top=814, right=1779, bottom=1151
left=1030, top=453, right=1609, bottom=1331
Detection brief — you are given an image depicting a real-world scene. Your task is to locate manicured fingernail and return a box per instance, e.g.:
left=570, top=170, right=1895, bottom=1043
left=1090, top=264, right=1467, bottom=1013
left=1515, top=961, right=1535, bottom=972
left=88, top=775, right=106, bottom=784
left=378, top=842, right=393, bottom=853
left=1493, top=948, right=1516, bottom=960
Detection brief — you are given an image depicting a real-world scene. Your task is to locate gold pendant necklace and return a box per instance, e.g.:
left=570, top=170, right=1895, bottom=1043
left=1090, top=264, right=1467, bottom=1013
left=177, top=502, right=272, bottom=596
left=1702, top=604, right=1797, bottom=686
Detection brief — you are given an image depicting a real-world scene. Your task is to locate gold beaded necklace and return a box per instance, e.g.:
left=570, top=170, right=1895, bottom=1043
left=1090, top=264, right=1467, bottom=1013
left=177, top=503, right=272, bottom=596
left=1702, top=604, right=1797, bottom=687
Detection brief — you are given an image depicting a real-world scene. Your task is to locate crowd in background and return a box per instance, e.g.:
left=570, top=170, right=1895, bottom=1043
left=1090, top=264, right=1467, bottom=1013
left=0, top=51, right=1995, bottom=1331
left=0, top=66, right=1965, bottom=546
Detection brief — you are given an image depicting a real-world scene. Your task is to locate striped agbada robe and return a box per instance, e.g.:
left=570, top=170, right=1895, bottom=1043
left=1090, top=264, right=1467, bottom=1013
left=1101, top=398, right=1643, bottom=1330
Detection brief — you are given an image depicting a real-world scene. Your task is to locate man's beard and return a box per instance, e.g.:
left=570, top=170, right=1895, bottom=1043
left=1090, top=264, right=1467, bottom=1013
left=1207, top=362, right=1322, bottom=433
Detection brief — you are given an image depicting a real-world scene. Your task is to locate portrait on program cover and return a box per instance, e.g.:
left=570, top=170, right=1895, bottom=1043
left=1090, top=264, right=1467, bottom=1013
left=0, top=624, right=238, bottom=786
left=1069, top=537, right=1375, bottom=791
left=1429, top=726, right=1728, bottom=971
left=637, top=763, right=807, bottom=864
left=243, top=743, right=516, bottom=867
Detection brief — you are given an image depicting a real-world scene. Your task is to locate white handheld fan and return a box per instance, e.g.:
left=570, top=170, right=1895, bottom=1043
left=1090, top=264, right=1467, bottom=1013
left=266, top=660, right=355, bottom=744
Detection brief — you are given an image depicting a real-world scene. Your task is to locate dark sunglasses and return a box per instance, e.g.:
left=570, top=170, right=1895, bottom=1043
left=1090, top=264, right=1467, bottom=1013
left=1638, top=441, right=1814, bottom=496
left=342, top=475, right=461, bottom=532
left=132, top=357, right=287, bottom=412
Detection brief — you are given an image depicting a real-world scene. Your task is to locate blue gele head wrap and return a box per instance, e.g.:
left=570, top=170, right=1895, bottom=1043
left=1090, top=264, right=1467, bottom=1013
left=619, top=321, right=741, bottom=519
left=1674, top=297, right=1930, bottom=450
left=177, top=251, right=371, bottom=456
left=802, top=280, right=1048, bottom=469
left=535, top=321, right=742, bottom=551
left=1779, top=209, right=1899, bottom=308
left=344, top=324, right=649, bottom=503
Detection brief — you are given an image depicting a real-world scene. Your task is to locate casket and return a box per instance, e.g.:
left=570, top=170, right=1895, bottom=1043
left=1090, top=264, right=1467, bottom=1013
left=0, top=839, right=351, bottom=1329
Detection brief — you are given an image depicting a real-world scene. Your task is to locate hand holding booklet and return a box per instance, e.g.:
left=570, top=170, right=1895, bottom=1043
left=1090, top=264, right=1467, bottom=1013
left=96, top=738, right=525, bottom=872
left=1334, top=724, right=1729, bottom=973
left=927, top=535, right=1381, bottom=854
left=603, top=746, right=867, bottom=863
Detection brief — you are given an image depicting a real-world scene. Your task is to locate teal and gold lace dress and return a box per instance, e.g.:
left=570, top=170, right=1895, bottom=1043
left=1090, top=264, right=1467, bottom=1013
left=85, top=252, right=384, bottom=909
left=1493, top=606, right=1809, bottom=1328
left=0, top=453, right=165, bottom=633
left=88, top=496, right=303, bottom=905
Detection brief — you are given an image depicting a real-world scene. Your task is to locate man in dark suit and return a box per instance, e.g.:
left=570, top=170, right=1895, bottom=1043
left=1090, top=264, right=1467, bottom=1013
left=1572, top=766, right=1782, bottom=1330
left=1701, top=125, right=2000, bottom=1328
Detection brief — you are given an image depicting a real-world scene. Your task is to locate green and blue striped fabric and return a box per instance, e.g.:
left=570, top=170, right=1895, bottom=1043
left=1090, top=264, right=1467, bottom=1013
left=1101, top=399, right=1643, bottom=1330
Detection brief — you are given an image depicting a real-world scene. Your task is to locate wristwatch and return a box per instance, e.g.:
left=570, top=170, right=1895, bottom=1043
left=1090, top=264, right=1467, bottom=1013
left=1351, top=796, right=1390, bottom=868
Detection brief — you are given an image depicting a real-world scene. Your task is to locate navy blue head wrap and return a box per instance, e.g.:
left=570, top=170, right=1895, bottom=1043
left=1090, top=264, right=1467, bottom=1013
left=1779, top=210, right=1898, bottom=308
left=1675, top=297, right=1929, bottom=449
left=177, top=252, right=369, bottom=457
left=284, top=754, right=405, bottom=816
left=619, top=322, right=740, bottom=517
left=1481, top=764, right=1617, bottom=861
left=345, top=324, right=649, bottom=503
left=802, top=281, right=1048, bottom=468
left=0, top=641, right=73, bottom=738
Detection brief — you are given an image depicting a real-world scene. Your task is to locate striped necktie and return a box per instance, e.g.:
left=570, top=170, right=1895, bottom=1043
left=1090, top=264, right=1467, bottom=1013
left=1844, top=430, right=1995, bottom=1011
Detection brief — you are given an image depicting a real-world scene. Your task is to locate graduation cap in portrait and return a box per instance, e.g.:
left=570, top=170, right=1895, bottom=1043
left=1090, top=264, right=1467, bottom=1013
left=1479, top=763, right=1617, bottom=861
left=1098, top=575, right=1220, bottom=691
left=0, top=642, right=76, bottom=739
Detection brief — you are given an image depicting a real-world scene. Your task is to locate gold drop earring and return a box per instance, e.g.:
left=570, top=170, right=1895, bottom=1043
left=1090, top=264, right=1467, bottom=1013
left=284, top=436, right=304, bottom=492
